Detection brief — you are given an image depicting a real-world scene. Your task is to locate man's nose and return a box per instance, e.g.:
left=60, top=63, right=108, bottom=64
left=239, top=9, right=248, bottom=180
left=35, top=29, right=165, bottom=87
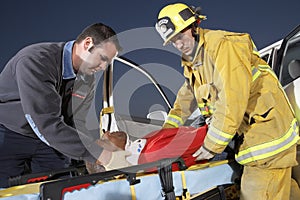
left=97, top=62, right=108, bottom=71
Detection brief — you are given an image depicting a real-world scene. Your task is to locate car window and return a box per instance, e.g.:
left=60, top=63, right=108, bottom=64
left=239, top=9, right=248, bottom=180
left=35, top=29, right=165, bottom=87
left=112, top=60, right=183, bottom=120
left=261, top=53, right=271, bottom=63
left=280, top=39, right=300, bottom=86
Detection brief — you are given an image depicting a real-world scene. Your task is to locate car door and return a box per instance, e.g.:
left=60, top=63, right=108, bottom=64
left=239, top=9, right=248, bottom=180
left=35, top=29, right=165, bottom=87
left=93, top=55, right=185, bottom=139
left=274, top=25, right=300, bottom=125
left=273, top=24, right=300, bottom=186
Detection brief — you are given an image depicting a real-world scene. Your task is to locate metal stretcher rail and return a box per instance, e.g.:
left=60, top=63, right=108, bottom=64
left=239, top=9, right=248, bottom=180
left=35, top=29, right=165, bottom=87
left=0, top=158, right=241, bottom=200
left=40, top=158, right=186, bottom=200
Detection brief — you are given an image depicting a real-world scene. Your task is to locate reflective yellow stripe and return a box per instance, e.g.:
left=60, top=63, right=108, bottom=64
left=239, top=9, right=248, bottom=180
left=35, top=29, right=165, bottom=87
left=200, top=110, right=209, bottom=115
left=253, top=49, right=260, bottom=57
left=252, top=40, right=260, bottom=57
left=258, top=64, right=278, bottom=79
left=180, top=171, right=191, bottom=200
left=251, top=66, right=261, bottom=82
left=252, top=40, right=258, bottom=50
left=236, top=119, right=299, bottom=165
left=207, top=125, right=234, bottom=146
left=101, top=106, right=114, bottom=114
left=252, top=64, right=276, bottom=82
left=130, top=185, right=136, bottom=200
left=258, top=64, right=296, bottom=115
left=199, top=105, right=209, bottom=115
left=198, top=103, right=214, bottom=115
left=165, top=120, right=179, bottom=128
left=165, top=114, right=183, bottom=127
left=99, top=106, right=115, bottom=138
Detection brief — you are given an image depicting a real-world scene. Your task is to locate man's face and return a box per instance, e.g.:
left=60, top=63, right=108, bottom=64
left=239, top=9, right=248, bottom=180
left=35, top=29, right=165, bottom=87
left=79, top=41, right=117, bottom=75
left=170, top=28, right=195, bottom=56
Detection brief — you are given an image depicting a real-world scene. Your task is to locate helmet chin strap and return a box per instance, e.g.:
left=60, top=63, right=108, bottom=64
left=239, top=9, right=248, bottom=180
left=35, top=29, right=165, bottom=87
left=192, top=24, right=199, bottom=43
left=190, top=4, right=204, bottom=44
left=189, top=23, right=200, bottom=58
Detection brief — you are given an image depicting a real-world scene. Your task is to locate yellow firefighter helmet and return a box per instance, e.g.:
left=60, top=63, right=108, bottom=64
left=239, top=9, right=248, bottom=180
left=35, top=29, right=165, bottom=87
left=155, top=3, right=206, bottom=45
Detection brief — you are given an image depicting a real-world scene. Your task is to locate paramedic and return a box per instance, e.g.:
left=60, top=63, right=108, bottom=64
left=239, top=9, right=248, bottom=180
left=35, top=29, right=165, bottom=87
left=155, top=3, right=299, bottom=200
left=0, top=23, right=130, bottom=188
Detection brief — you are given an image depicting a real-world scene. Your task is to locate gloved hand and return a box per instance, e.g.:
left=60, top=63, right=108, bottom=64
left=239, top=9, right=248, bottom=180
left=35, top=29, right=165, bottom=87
left=102, top=150, right=132, bottom=171
left=192, top=146, right=215, bottom=161
left=205, top=116, right=212, bottom=125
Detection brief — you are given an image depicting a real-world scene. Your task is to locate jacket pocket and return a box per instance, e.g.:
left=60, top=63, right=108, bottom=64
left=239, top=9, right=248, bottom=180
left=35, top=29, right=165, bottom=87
left=249, top=92, right=275, bottom=124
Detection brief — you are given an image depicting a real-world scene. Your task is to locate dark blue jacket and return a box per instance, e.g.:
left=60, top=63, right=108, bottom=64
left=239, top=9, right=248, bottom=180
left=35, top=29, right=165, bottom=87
left=0, top=42, right=102, bottom=162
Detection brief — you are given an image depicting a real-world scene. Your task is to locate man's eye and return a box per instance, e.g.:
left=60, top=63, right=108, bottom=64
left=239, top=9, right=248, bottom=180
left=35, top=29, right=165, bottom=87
left=99, top=54, right=109, bottom=62
left=171, top=34, right=183, bottom=43
left=100, top=56, right=106, bottom=62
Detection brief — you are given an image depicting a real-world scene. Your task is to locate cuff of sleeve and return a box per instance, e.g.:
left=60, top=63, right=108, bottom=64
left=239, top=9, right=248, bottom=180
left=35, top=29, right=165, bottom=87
left=81, top=142, right=103, bottom=163
left=162, top=123, right=176, bottom=129
left=202, top=145, right=217, bottom=155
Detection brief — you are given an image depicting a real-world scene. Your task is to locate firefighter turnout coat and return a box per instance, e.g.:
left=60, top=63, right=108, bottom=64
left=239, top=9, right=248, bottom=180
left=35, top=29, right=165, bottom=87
left=163, top=28, right=299, bottom=167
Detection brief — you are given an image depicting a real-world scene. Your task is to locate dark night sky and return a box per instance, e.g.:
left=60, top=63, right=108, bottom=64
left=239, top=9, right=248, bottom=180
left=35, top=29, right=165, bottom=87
left=1, top=0, right=299, bottom=118
left=1, top=0, right=299, bottom=69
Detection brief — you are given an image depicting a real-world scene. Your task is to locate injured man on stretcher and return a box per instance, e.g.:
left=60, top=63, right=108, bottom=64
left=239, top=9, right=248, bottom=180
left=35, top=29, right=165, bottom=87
left=86, top=124, right=233, bottom=173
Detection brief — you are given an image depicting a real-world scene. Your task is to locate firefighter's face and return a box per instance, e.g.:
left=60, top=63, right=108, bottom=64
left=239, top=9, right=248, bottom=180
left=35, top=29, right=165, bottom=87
left=170, top=28, right=195, bottom=56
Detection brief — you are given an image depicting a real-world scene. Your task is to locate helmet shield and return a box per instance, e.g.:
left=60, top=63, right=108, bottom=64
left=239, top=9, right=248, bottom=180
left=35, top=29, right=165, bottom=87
left=155, top=17, right=176, bottom=46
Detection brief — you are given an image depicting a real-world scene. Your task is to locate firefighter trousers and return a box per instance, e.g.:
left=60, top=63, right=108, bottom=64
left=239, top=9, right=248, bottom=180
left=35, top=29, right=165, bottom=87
left=240, top=166, right=295, bottom=200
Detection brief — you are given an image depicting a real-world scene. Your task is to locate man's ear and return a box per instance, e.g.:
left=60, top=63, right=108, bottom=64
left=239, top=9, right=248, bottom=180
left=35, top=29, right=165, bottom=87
left=84, top=37, right=94, bottom=51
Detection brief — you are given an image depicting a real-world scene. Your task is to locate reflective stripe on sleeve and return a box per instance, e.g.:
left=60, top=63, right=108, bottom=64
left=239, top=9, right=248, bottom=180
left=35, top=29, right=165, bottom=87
left=252, top=64, right=277, bottom=82
left=257, top=64, right=296, bottom=115
left=207, top=125, right=234, bottom=146
left=258, top=64, right=278, bottom=79
left=198, top=102, right=214, bottom=116
left=236, top=118, right=300, bottom=165
left=252, top=40, right=260, bottom=57
left=25, top=114, right=50, bottom=146
left=165, top=114, right=184, bottom=128
left=251, top=66, right=261, bottom=82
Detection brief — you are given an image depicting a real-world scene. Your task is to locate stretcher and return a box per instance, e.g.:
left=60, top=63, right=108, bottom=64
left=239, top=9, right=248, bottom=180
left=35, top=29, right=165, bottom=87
left=0, top=158, right=241, bottom=200
left=0, top=58, right=243, bottom=199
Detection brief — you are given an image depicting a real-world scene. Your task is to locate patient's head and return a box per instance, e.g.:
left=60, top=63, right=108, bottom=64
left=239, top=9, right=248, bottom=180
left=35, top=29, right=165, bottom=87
left=101, top=131, right=147, bottom=165
left=102, top=131, right=127, bottom=150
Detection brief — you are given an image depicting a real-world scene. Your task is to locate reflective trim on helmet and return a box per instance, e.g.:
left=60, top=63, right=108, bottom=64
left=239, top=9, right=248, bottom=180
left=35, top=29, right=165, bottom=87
left=236, top=118, right=299, bottom=165
left=165, top=114, right=184, bottom=128
left=207, top=125, right=234, bottom=146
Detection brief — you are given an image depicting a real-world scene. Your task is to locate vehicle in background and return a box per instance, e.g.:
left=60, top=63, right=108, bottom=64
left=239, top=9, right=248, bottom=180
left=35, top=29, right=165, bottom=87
left=259, top=24, right=300, bottom=186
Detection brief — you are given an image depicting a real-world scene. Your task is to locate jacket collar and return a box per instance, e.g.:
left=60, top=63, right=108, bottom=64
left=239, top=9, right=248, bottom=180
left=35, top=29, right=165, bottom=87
left=62, top=40, right=76, bottom=80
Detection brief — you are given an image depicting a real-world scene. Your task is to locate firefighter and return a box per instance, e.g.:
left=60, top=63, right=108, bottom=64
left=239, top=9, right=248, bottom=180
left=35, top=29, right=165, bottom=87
left=155, top=3, right=300, bottom=200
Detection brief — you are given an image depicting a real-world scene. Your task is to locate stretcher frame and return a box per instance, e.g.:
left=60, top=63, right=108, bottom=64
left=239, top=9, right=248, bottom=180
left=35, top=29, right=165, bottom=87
left=0, top=158, right=241, bottom=200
